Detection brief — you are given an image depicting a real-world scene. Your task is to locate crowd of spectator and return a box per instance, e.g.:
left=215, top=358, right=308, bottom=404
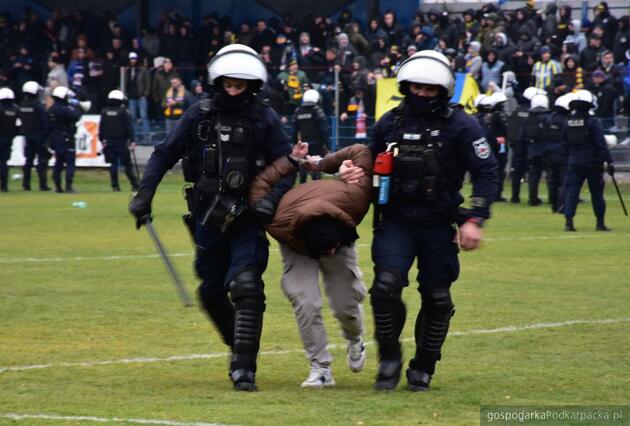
left=1, top=2, right=629, bottom=141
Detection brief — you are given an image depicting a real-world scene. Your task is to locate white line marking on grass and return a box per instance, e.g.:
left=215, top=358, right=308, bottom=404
left=0, top=234, right=616, bottom=263
left=2, top=317, right=628, bottom=374
left=1, top=412, right=231, bottom=426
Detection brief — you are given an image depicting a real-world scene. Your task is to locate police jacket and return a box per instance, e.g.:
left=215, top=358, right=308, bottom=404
left=291, top=103, right=329, bottom=151
left=99, top=106, right=133, bottom=142
left=506, top=104, right=530, bottom=146
left=369, top=101, right=498, bottom=224
left=523, top=108, right=551, bottom=156
left=249, top=144, right=372, bottom=255
left=475, top=108, right=507, bottom=153
left=0, top=103, right=20, bottom=143
left=139, top=97, right=293, bottom=201
left=562, top=111, right=613, bottom=166
left=48, top=103, right=81, bottom=147
left=18, top=99, right=49, bottom=140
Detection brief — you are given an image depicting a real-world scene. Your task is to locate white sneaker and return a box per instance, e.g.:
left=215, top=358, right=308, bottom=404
left=301, top=364, right=335, bottom=388
left=347, top=337, right=366, bottom=373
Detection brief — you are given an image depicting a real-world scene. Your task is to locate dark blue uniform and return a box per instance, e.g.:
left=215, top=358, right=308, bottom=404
left=48, top=101, right=81, bottom=192
left=139, top=98, right=292, bottom=378
left=99, top=105, right=139, bottom=190
left=476, top=106, right=508, bottom=201
left=368, top=102, right=497, bottom=379
left=0, top=102, right=20, bottom=191
left=523, top=107, right=550, bottom=205
left=545, top=109, right=569, bottom=212
left=562, top=111, right=613, bottom=228
left=19, top=97, right=51, bottom=190
left=507, top=105, right=530, bottom=203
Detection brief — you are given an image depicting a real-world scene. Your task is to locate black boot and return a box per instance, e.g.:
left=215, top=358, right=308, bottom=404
left=565, top=218, right=576, bottom=232
left=65, top=183, right=77, bottom=193
left=112, top=185, right=121, bottom=192
left=596, top=219, right=611, bottom=232
left=406, top=368, right=432, bottom=392
left=374, top=359, right=402, bottom=391
left=230, top=368, right=257, bottom=392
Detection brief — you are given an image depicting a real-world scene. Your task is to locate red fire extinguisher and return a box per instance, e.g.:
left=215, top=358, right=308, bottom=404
left=373, top=143, right=398, bottom=205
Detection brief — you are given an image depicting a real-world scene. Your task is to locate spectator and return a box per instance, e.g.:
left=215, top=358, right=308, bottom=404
left=382, top=10, right=404, bottom=48
left=160, top=23, right=179, bottom=64
left=593, top=1, right=617, bottom=49
left=564, top=19, right=587, bottom=53
left=162, top=74, right=193, bottom=133
left=277, top=58, right=309, bottom=116
left=346, top=22, right=370, bottom=57
left=493, top=32, right=515, bottom=70
left=613, top=16, right=629, bottom=64
left=513, top=26, right=540, bottom=89
left=556, top=5, right=573, bottom=43
left=336, top=33, right=356, bottom=69
left=252, top=19, right=275, bottom=53
left=480, top=49, right=506, bottom=91
left=190, top=79, right=209, bottom=102
left=465, top=41, right=482, bottom=80
left=580, top=36, right=605, bottom=71
left=365, top=18, right=382, bottom=45
left=111, top=37, right=129, bottom=66
left=238, top=22, right=254, bottom=46
left=560, top=55, right=584, bottom=91
left=12, top=46, right=36, bottom=89
left=67, top=48, right=89, bottom=93
left=587, top=69, right=617, bottom=131
left=151, top=57, right=175, bottom=117
left=46, top=53, right=68, bottom=92
left=125, top=52, right=151, bottom=141
left=142, top=27, right=160, bottom=59
left=532, top=46, right=561, bottom=90
left=177, top=24, right=196, bottom=84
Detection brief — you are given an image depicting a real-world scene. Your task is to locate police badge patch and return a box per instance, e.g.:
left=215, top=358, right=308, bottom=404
left=472, top=138, right=491, bottom=159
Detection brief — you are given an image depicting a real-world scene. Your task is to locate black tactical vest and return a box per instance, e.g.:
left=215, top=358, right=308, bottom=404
left=565, top=115, right=590, bottom=145
left=506, top=106, right=529, bottom=143
left=0, top=106, right=19, bottom=139
left=295, top=105, right=320, bottom=142
left=547, top=111, right=567, bottom=143
left=18, top=102, right=43, bottom=136
left=100, top=107, right=128, bottom=140
left=523, top=110, right=547, bottom=143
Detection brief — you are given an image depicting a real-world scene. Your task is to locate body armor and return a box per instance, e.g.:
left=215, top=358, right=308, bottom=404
left=18, top=102, right=43, bottom=137
left=100, top=107, right=128, bottom=140
left=506, top=106, right=529, bottom=144
left=0, top=106, right=19, bottom=139
left=565, top=115, right=590, bottom=145
left=523, top=110, right=547, bottom=143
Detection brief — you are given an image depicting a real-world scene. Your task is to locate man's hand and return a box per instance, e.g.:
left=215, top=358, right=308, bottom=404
left=607, top=162, right=615, bottom=176
left=252, top=196, right=277, bottom=224
left=129, top=142, right=137, bottom=151
left=302, top=155, right=322, bottom=172
left=129, top=191, right=153, bottom=229
left=340, top=112, right=349, bottom=122
left=291, top=141, right=309, bottom=159
left=339, top=159, right=365, bottom=184
left=496, top=136, right=506, bottom=145
left=458, top=221, right=482, bottom=251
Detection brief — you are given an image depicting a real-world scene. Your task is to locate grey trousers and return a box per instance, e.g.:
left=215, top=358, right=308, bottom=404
left=280, top=243, right=367, bottom=365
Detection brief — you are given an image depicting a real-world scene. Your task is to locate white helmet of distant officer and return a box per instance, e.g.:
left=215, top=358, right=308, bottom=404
left=523, top=87, right=547, bottom=101
left=302, top=89, right=320, bottom=105
left=396, top=50, right=455, bottom=115
left=554, top=93, right=574, bottom=112
left=22, top=81, right=42, bottom=96
left=530, top=93, right=549, bottom=110
left=0, top=87, right=15, bottom=102
left=569, top=89, right=597, bottom=112
left=107, top=89, right=126, bottom=106
left=208, top=44, right=267, bottom=111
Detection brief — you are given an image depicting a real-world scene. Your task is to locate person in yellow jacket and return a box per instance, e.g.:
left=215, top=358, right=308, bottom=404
left=162, top=75, right=194, bottom=133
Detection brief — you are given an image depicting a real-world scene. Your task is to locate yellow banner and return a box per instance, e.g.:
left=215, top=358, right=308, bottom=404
left=375, top=78, right=403, bottom=120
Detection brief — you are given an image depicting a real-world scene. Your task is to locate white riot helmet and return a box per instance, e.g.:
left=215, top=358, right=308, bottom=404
left=302, top=89, right=320, bottom=104
left=108, top=90, right=126, bottom=101
left=554, top=93, right=574, bottom=111
left=22, top=81, right=42, bottom=95
left=396, top=50, right=455, bottom=97
left=208, top=44, right=267, bottom=87
left=530, top=93, right=549, bottom=110
left=52, top=86, right=75, bottom=100
left=0, top=87, right=15, bottom=100
left=473, top=94, right=488, bottom=108
left=523, top=87, right=547, bottom=101
left=489, top=92, right=508, bottom=106
left=569, top=89, right=596, bottom=110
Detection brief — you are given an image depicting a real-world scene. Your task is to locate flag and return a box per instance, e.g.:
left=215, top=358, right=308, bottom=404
left=450, top=72, right=480, bottom=114
left=375, top=78, right=403, bottom=120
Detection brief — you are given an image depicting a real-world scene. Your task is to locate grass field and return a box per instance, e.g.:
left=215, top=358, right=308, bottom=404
left=1, top=168, right=629, bottom=426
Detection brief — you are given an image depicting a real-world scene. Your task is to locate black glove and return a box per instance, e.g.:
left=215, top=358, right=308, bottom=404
left=607, top=163, right=615, bottom=176
left=129, top=190, right=153, bottom=229
left=252, top=196, right=278, bottom=225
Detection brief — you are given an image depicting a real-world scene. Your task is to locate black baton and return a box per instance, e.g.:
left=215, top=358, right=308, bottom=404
left=610, top=174, right=628, bottom=216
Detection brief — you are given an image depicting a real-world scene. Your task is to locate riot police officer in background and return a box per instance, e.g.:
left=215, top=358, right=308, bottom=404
left=291, top=89, right=329, bottom=183
left=507, top=87, right=545, bottom=204
left=49, top=86, right=82, bottom=193
left=99, top=90, right=139, bottom=191
left=368, top=51, right=497, bottom=392
left=0, top=88, right=20, bottom=192
left=128, top=44, right=294, bottom=391
left=546, top=93, right=573, bottom=213
left=475, top=93, right=508, bottom=202
left=523, top=93, right=551, bottom=206
left=562, top=90, right=614, bottom=232
left=19, top=81, right=51, bottom=191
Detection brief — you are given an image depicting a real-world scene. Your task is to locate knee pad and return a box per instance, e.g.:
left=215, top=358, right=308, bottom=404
left=369, top=267, right=405, bottom=302
left=229, top=267, right=266, bottom=308
left=421, top=288, right=454, bottom=314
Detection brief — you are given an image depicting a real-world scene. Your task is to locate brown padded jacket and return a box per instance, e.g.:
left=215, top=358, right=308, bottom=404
left=249, top=144, right=373, bottom=255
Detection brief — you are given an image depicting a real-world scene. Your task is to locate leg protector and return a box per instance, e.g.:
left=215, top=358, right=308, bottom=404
left=410, top=287, right=455, bottom=375
left=229, top=267, right=266, bottom=372
left=197, top=286, right=235, bottom=348
left=369, top=267, right=406, bottom=361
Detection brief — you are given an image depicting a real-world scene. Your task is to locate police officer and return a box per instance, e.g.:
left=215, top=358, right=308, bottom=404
left=368, top=51, right=497, bottom=391
left=0, top=88, right=20, bottom=192
left=563, top=90, right=614, bottom=232
left=99, top=90, right=139, bottom=191
left=49, top=86, right=82, bottom=193
left=523, top=93, right=551, bottom=206
left=128, top=44, right=293, bottom=391
left=475, top=93, right=508, bottom=202
left=546, top=93, right=573, bottom=213
left=507, top=87, right=545, bottom=204
left=291, top=89, right=329, bottom=183
left=19, top=81, right=51, bottom=191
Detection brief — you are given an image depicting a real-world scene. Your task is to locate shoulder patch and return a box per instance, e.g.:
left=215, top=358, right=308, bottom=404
left=472, top=137, right=491, bottom=159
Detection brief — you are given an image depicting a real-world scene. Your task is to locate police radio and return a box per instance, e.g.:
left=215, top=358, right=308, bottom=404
left=373, top=143, right=398, bottom=205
